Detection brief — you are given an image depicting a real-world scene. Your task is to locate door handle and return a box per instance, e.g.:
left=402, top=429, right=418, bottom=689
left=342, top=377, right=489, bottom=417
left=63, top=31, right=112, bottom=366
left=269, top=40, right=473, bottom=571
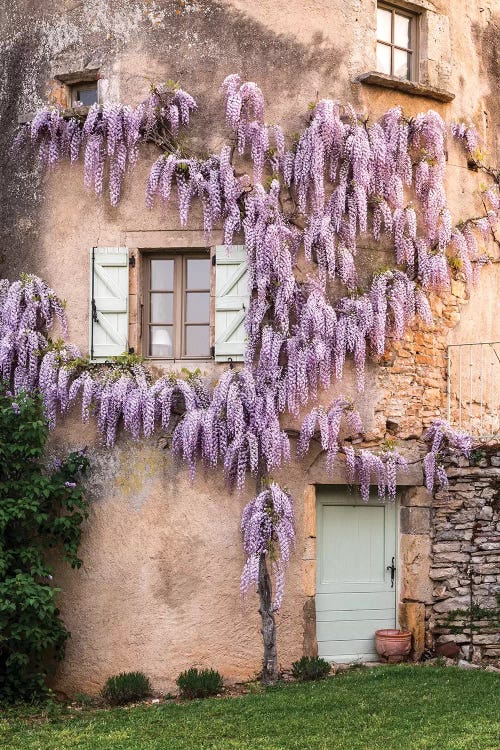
left=386, top=557, right=396, bottom=588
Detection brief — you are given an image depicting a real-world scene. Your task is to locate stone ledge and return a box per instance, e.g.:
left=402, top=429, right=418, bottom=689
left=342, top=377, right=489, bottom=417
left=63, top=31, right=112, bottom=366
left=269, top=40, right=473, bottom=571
left=357, top=72, right=455, bottom=103
left=446, top=467, right=500, bottom=477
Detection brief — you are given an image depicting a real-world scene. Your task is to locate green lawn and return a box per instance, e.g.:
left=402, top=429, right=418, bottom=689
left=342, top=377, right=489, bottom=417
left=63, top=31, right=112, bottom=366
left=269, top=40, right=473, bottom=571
left=1, top=666, right=499, bottom=750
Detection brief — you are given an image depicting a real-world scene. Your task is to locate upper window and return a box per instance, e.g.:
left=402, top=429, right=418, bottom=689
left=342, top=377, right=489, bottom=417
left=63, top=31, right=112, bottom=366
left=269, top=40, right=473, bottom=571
left=376, top=3, right=418, bottom=81
left=144, top=252, right=211, bottom=359
left=71, top=82, right=98, bottom=107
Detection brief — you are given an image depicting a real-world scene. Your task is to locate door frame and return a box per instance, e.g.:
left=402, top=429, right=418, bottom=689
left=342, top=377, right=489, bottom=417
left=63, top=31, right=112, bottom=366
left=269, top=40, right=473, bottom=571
left=302, top=483, right=401, bottom=659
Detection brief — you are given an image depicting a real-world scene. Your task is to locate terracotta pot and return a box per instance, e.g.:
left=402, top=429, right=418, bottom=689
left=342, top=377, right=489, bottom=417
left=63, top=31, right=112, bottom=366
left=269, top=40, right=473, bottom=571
left=375, top=629, right=412, bottom=663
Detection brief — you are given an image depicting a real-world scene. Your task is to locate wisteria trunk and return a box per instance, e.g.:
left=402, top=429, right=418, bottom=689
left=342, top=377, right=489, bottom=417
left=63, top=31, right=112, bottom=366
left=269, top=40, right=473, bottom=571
left=258, top=552, right=279, bottom=685
left=255, top=464, right=279, bottom=685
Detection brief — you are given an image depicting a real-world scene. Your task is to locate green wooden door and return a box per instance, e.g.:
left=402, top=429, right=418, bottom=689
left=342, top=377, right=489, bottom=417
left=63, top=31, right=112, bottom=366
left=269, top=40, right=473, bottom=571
left=315, top=487, right=397, bottom=662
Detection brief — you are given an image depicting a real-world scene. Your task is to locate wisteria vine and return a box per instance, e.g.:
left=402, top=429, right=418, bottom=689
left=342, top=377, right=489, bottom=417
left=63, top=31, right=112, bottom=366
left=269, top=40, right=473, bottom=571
left=7, top=73, right=496, bottom=613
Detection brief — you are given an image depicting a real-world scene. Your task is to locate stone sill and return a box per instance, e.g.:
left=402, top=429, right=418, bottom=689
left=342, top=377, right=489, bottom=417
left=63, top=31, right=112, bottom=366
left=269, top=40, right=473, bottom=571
left=18, top=106, right=91, bottom=124
left=357, top=72, right=455, bottom=103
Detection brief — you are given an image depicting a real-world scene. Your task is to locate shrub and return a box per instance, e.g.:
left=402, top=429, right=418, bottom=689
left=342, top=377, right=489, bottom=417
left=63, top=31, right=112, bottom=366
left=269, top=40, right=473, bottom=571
left=101, top=672, right=152, bottom=706
left=176, top=668, right=223, bottom=699
left=0, top=386, right=89, bottom=702
left=291, top=656, right=331, bottom=681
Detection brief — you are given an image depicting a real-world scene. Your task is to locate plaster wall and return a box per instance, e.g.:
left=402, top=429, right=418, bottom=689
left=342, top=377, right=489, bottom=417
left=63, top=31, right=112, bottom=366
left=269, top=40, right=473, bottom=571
left=0, top=0, right=499, bottom=692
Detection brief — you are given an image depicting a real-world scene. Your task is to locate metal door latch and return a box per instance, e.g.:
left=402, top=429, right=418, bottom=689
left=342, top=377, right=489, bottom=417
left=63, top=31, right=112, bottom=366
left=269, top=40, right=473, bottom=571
left=387, top=557, right=396, bottom=588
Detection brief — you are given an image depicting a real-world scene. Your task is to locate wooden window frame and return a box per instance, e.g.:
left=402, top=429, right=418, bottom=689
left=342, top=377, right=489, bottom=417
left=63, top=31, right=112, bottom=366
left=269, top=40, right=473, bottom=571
left=142, top=250, right=211, bottom=361
left=376, top=2, right=419, bottom=82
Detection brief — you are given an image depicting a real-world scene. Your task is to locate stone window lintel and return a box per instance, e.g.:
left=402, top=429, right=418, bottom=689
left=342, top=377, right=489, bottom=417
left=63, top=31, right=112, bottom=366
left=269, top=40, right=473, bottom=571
left=53, top=68, right=100, bottom=85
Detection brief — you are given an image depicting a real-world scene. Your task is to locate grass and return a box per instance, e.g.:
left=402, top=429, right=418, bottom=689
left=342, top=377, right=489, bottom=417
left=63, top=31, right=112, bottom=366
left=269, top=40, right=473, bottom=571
left=1, top=665, right=499, bottom=750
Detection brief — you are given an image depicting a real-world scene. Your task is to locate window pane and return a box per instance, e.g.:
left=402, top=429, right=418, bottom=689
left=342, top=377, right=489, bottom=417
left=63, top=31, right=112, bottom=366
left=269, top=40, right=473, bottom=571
left=376, top=7, right=392, bottom=43
left=394, top=13, right=411, bottom=48
left=185, top=325, right=210, bottom=357
left=394, top=47, right=411, bottom=79
left=186, top=258, right=210, bottom=289
left=151, top=293, right=173, bottom=323
left=73, top=85, right=98, bottom=106
left=150, top=326, right=173, bottom=357
left=185, top=291, right=210, bottom=324
left=151, top=259, right=174, bottom=290
left=376, top=43, right=392, bottom=75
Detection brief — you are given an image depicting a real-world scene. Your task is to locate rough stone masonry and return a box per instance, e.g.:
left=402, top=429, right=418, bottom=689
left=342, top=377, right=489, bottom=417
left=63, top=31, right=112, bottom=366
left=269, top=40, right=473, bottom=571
left=430, top=450, right=500, bottom=661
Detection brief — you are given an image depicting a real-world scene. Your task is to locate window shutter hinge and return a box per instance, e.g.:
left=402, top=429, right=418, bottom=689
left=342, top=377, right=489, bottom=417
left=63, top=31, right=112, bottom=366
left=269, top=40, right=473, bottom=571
left=129, top=255, right=136, bottom=268
left=211, top=254, right=216, bottom=266
left=210, top=345, right=215, bottom=358
left=128, top=347, right=135, bottom=354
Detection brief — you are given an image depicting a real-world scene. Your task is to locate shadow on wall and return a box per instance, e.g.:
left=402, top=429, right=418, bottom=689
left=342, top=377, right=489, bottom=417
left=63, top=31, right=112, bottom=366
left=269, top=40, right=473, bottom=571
left=0, top=0, right=345, bottom=278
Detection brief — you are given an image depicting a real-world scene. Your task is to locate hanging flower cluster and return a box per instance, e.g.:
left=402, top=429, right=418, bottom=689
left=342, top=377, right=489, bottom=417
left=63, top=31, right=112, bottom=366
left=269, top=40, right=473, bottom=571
left=0, top=275, right=208, bottom=439
left=344, top=445, right=408, bottom=502
left=423, top=419, right=473, bottom=492
left=222, top=73, right=285, bottom=183
left=172, top=368, right=289, bottom=489
left=14, top=84, right=197, bottom=207
left=240, top=483, right=295, bottom=611
left=146, top=151, right=244, bottom=238
left=0, top=274, right=71, bottom=397
left=298, top=396, right=363, bottom=470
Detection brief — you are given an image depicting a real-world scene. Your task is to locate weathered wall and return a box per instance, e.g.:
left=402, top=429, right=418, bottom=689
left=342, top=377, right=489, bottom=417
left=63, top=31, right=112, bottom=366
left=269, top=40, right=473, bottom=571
left=0, top=0, right=499, bottom=693
left=429, top=449, right=500, bottom=661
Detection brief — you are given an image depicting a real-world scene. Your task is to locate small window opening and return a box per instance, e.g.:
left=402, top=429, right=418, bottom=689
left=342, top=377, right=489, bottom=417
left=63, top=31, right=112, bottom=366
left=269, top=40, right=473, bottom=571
left=376, top=3, right=418, bottom=81
left=71, top=82, right=98, bottom=107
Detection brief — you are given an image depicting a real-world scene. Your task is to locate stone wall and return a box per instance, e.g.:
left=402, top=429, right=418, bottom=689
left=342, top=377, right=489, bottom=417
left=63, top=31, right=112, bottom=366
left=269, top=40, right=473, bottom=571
left=429, top=448, right=500, bottom=662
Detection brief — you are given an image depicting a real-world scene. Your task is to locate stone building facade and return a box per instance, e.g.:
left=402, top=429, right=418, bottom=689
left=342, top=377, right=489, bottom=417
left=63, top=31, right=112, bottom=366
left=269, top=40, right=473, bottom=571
left=0, top=0, right=499, bottom=693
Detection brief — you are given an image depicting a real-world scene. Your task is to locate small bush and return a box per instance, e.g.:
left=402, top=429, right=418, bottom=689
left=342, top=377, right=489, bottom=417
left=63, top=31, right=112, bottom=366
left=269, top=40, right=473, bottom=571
left=74, top=692, right=97, bottom=708
left=101, top=672, right=151, bottom=706
left=291, top=656, right=331, bottom=681
left=176, top=668, right=223, bottom=699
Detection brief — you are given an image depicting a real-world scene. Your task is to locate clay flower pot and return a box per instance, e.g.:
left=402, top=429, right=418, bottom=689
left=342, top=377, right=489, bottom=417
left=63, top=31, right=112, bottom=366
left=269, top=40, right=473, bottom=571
left=375, top=629, right=412, bottom=663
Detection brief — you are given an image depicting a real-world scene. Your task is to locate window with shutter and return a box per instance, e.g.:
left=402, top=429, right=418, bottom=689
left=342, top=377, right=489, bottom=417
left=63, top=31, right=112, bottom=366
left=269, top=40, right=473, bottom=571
left=90, top=247, right=129, bottom=360
left=214, top=245, right=249, bottom=362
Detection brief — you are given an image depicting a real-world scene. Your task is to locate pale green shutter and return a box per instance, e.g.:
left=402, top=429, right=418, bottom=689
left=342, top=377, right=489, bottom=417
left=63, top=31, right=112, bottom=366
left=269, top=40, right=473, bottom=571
left=90, top=247, right=129, bottom=360
left=214, top=245, right=248, bottom=362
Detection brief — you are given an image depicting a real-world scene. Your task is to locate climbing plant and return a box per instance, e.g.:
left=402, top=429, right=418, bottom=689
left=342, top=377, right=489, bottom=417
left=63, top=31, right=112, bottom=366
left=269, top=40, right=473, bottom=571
left=0, top=386, right=89, bottom=700
left=4, top=74, right=497, bottom=683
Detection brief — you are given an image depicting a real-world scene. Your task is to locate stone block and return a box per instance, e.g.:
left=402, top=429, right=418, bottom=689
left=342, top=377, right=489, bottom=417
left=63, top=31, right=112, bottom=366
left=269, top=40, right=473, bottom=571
left=302, top=559, right=316, bottom=597
left=429, top=567, right=458, bottom=580
left=400, top=602, right=426, bottom=660
left=432, top=542, right=461, bottom=553
left=400, top=507, right=431, bottom=535
left=303, top=485, right=316, bottom=538
left=433, top=552, right=470, bottom=563
left=434, top=596, right=469, bottom=614
left=302, top=537, right=316, bottom=561
left=473, top=634, right=500, bottom=645
left=302, top=597, right=318, bottom=657
left=401, top=486, right=432, bottom=507
left=400, top=534, right=433, bottom=602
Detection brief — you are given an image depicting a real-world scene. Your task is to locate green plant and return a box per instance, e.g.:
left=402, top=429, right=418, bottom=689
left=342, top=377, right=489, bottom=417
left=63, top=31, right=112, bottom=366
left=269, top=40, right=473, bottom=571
left=291, top=656, right=331, bottom=681
left=74, top=692, right=97, bottom=708
left=0, top=385, right=89, bottom=702
left=101, top=672, right=152, bottom=706
left=176, top=667, right=223, bottom=699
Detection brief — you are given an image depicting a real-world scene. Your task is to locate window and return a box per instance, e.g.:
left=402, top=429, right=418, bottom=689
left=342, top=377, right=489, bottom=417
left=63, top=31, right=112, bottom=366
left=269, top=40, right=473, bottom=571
left=376, top=3, right=418, bottom=80
left=144, top=252, right=211, bottom=359
left=71, top=81, right=98, bottom=107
